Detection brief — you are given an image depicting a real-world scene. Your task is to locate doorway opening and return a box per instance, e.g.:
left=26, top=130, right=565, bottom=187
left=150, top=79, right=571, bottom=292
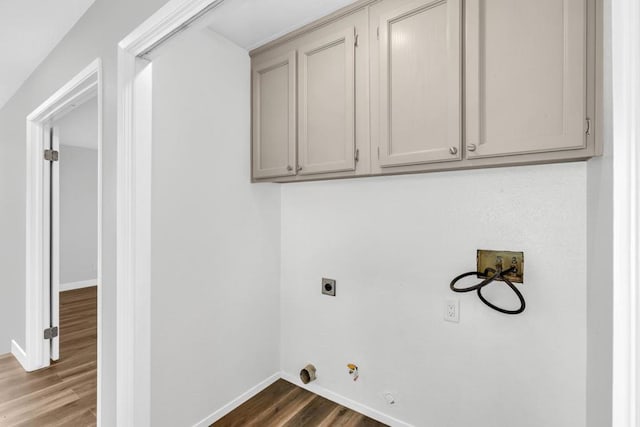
left=20, top=58, right=103, bottom=423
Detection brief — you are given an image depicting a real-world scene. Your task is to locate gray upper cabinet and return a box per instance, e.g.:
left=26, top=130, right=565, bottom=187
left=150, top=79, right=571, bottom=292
left=250, top=0, right=598, bottom=183
left=298, top=28, right=356, bottom=175
left=376, top=0, right=462, bottom=168
left=464, top=0, right=587, bottom=159
left=252, top=51, right=296, bottom=179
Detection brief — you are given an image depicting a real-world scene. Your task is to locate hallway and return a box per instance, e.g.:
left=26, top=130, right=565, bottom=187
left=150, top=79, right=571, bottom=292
left=0, top=287, right=96, bottom=426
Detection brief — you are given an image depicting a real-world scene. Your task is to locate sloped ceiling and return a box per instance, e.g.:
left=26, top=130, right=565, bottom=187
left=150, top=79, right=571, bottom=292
left=0, top=0, right=96, bottom=110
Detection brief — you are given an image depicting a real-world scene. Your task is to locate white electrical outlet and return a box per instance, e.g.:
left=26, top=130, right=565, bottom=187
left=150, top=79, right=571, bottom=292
left=444, top=299, right=459, bottom=322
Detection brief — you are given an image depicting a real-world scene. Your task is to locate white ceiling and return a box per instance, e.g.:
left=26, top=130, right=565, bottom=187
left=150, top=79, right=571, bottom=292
left=204, top=0, right=358, bottom=50
left=0, top=0, right=96, bottom=110
left=56, top=98, right=98, bottom=149
left=0, top=0, right=357, bottom=110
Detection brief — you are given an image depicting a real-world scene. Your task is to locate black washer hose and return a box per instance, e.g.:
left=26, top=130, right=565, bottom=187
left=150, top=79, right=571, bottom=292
left=450, top=268, right=501, bottom=293
left=476, top=274, right=526, bottom=315
left=449, top=267, right=525, bottom=315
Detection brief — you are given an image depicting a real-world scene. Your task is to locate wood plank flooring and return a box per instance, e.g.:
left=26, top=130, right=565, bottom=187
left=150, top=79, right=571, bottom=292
left=212, top=379, right=388, bottom=427
left=0, top=286, right=97, bottom=427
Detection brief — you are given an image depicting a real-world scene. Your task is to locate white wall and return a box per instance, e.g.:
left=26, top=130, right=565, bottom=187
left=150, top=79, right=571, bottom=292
left=150, top=28, right=281, bottom=426
left=0, top=0, right=169, bottom=424
left=586, top=0, right=613, bottom=425
left=281, top=163, right=587, bottom=427
left=56, top=100, right=98, bottom=149
left=58, top=145, right=98, bottom=285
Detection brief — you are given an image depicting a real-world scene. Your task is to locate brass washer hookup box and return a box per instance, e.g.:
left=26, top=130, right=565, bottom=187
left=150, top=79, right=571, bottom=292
left=476, top=250, right=524, bottom=283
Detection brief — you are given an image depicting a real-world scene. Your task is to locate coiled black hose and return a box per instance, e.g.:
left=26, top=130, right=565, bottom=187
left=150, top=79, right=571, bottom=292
left=450, top=266, right=526, bottom=315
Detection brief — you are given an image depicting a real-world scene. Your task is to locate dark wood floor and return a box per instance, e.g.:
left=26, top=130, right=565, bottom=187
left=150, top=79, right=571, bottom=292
left=0, top=286, right=97, bottom=427
left=212, top=379, right=388, bottom=427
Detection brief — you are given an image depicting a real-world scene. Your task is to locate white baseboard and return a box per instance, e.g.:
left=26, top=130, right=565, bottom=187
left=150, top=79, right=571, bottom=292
left=11, top=340, right=29, bottom=371
left=280, top=372, right=413, bottom=427
left=60, top=279, right=97, bottom=292
left=191, top=371, right=411, bottom=427
left=192, top=372, right=281, bottom=427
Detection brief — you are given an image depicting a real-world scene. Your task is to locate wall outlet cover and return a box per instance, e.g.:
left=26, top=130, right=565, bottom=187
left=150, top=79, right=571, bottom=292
left=444, top=299, right=459, bottom=322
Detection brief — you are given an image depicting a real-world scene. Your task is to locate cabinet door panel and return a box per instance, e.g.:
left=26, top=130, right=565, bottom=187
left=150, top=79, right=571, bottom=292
left=379, top=0, right=461, bottom=167
left=465, top=0, right=586, bottom=158
left=299, top=29, right=356, bottom=175
left=252, top=51, right=296, bottom=179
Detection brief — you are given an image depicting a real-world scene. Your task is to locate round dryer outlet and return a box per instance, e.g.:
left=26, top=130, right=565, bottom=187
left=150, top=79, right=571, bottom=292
left=321, top=278, right=336, bottom=296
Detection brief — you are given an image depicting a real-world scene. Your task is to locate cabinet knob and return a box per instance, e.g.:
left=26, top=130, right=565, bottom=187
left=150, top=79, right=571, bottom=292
left=287, top=165, right=293, bottom=172
left=467, top=144, right=477, bottom=152
left=449, top=146, right=458, bottom=155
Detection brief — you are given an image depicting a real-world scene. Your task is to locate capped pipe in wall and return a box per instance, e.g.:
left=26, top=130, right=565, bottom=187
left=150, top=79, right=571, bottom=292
left=299, top=364, right=317, bottom=384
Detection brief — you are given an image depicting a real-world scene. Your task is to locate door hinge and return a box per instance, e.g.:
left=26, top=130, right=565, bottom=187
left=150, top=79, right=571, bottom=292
left=355, top=148, right=360, bottom=163
left=44, top=149, right=59, bottom=162
left=354, top=28, right=359, bottom=47
left=44, top=326, right=58, bottom=340
left=377, top=147, right=380, bottom=159
left=585, top=118, right=592, bottom=136
left=377, top=26, right=380, bottom=40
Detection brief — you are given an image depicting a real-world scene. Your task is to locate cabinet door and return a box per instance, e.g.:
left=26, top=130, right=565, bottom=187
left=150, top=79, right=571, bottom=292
left=465, top=0, right=586, bottom=159
left=298, top=28, right=356, bottom=175
left=252, top=51, right=296, bottom=179
left=378, top=0, right=461, bottom=168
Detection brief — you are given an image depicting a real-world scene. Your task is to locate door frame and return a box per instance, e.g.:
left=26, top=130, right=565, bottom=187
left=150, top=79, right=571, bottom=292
left=611, top=0, right=640, bottom=425
left=116, top=1, right=225, bottom=425
left=23, top=58, right=103, bottom=419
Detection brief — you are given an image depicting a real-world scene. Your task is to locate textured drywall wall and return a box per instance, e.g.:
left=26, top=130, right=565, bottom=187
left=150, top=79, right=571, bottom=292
left=586, top=0, right=614, bottom=425
left=281, top=162, right=587, bottom=427
left=150, top=28, right=281, bottom=426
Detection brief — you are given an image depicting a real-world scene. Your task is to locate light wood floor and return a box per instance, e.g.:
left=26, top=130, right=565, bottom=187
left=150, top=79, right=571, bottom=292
left=212, top=379, right=388, bottom=427
left=0, top=286, right=97, bottom=427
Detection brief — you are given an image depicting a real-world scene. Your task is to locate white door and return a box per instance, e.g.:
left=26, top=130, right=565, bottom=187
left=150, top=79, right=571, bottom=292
left=465, top=0, right=587, bottom=158
left=43, top=125, right=60, bottom=362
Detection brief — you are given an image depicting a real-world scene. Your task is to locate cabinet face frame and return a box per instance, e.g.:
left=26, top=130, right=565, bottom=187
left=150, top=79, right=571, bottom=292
left=464, top=0, right=588, bottom=159
left=252, top=51, right=297, bottom=179
left=377, top=0, right=462, bottom=168
left=298, top=28, right=357, bottom=175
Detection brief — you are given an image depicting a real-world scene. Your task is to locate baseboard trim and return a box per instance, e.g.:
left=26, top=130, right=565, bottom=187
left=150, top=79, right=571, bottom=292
left=11, top=340, right=29, bottom=371
left=191, top=371, right=412, bottom=427
left=192, top=372, right=281, bottom=427
left=60, top=279, right=97, bottom=292
left=280, top=372, right=413, bottom=427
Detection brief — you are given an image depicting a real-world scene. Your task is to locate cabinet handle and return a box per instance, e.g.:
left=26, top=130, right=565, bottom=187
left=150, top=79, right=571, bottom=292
left=467, top=144, right=477, bottom=152
left=297, top=165, right=303, bottom=172
left=449, top=147, right=458, bottom=155
left=287, top=165, right=293, bottom=172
